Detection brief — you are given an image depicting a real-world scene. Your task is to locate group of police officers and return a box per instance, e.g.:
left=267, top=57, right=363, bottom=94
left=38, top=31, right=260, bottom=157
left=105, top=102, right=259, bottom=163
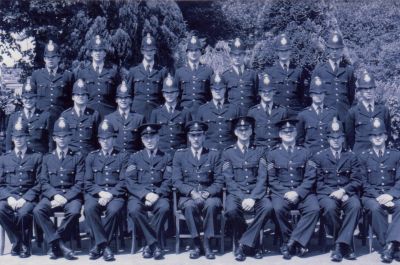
left=0, top=29, right=399, bottom=264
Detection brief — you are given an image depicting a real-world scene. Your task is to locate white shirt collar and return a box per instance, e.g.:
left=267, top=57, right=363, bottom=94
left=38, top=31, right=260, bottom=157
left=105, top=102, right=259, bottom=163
left=282, top=142, right=295, bottom=151
left=191, top=147, right=203, bottom=159
left=213, top=98, right=225, bottom=108
left=373, top=147, right=385, bottom=156
left=188, top=61, right=199, bottom=71
left=279, top=61, right=290, bottom=69
left=142, top=59, right=154, bottom=71
left=56, top=147, right=69, bottom=159
left=14, top=147, right=27, bottom=158
left=47, top=67, right=58, bottom=75
left=146, top=148, right=158, bottom=158
left=328, top=59, right=340, bottom=70
left=165, top=102, right=177, bottom=111
left=102, top=149, right=113, bottom=156
left=237, top=141, right=249, bottom=153
left=312, top=103, right=323, bottom=112
left=232, top=65, right=245, bottom=75
left=24, top=108, right=35, bottom=118
left=330, top=147, right=342, bottom=157
left=74, top=105, right=86, bottom=115
left=361, top=100, right=375, bottom=112
left=261, top=101, right=273, bottom=112
left=93, top=62, right=104, bottom=73
left=118, top=108, right=129, bottom=117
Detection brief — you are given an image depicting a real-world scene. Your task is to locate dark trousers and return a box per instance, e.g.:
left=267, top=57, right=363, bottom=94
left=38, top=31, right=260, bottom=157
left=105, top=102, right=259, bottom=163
left=179, top=197, right=222, bottom=239
left=363, top=197, right=400, bottom=246
left=0, top=200, right=35, bottom=245
left=272, top=194, right=320, bottom=247
left=84, top=195, right=124, bottom=246
left=318, top=195, right=361, bottom=246
left=127, top=196, right=170, bottom=246
left=33, top=197, right=82, bottom=244
left=225, top=195, right=273, bottom=248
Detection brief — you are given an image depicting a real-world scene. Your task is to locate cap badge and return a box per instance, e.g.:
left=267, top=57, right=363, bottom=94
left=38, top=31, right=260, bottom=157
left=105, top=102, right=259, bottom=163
left=101, top=121, right=109, bottom=131
left=373, top=118, right=381, bottom=128
left=58, top=118, right=66, bottom=129
left=95, top=35, right=101, bottom=45
left=332, top=118, right=340, bottom=131
left=166, top=76, right=173, bottom=87
left=315, top=76, right=322, bottom=86
left=332, top=34, right=339, bottom=43
left=364, top=73, right=371, bottom=82
left=263, top=74, right=270, bottom=85
left=25, top=82, right=32, bottom=91
left=234, top=38, right=241, bottom=48
left=190, top=36, right=197, bottom=44
left=47, top=40, right=55, bottom=52
left=120, top=81, right=128, bottom=93
left=15, top=117, right=23, bottom=131
left=281, top=36, right=287, bottom=45
left=146, top=34, right=152, bottom=45
left=214, top=74, right=221, bottom=83
left=77, top=79, right=84, bottom=88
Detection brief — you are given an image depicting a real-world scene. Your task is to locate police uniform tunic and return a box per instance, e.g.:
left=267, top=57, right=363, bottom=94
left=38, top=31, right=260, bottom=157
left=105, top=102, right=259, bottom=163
left=105, top=110, right=145, bottom=153
left=359, top=149, right=400, bottom=246
left=127, top=63, right=167, bottom=120
left=267, top=144, right=319, bottom=247
left=126, top=149, right=172, bottom=246
left=33, top=149, right=84, bottom=244
left=222, top=144, right=273, bottom=247
left=197, top=101, right=242, bottom=150
left=247, top=103, right=287, bottom=149
left=172, top=148, right=223, bottom=239
left=314, top=148, right=362, bottom=246
left=84, top=149, right=128, bottom=246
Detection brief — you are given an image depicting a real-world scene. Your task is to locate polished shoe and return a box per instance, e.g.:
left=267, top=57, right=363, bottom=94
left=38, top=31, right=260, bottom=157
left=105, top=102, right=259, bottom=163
left=234, top=245, right=246, bottom=262
left=281, top=241, right=295, bottom=260
left=381, top=243, right=395, bottom=263
left=103, top=246, right=115, bottom=262
left=142, top=245, right=153, bottom=259
left=153, top=246, right=164, bottom=260
left=47, top=245, right=59, bottom=260
left=89, top=245, right=103, bottom=260
left=254, top=248, right=263, bottom=259
left=342, top=244, right=356, bottom=260
left=331, top=243, right=343, bottom=262
left=10, top=242, right=20, bottom=256
left=19, top=244, right=31, bottom=258
left=59, top=241, right=76, bottom=260
left=189, top=246, right=202, bottom=259
left=297, top=245, right=309, bottom=257
left=203, top=237, right=215, bottom=260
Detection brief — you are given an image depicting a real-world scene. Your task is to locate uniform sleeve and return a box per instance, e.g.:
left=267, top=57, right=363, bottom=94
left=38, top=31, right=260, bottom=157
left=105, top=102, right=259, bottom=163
left=172, top=151, right=194, bottom=196
left=267, top=151, right=289, bottom=197
left=359, top=155, right=380, bottom=198
left=84, top=154, right=102, bottom=196
left=314, top=154, right=334, bottom=196
left=0, top=157, right=12, bottom=200
left=64, top=154, right=84, bottom=201
left=205, top=151, right=223, bottom=196
left=125, top=154, right=148, bottom=199
left=23, top=154, right=43, bottom=202
left=294, top=150, right=316, bottom=199
left=155, top=155, right=173, bottom=197
left=296, top=112, right=306, bottom=146
left=250, top=150, right=267, bottom=200
left=109, top=153, right=128, bottom=197
left=388, top=154, right=400, bottom=199
left=40, top=155, right=59, bottom=199
left=342, top=154, right=362, bottom=196
left=222, top=150, right=245, bottom=200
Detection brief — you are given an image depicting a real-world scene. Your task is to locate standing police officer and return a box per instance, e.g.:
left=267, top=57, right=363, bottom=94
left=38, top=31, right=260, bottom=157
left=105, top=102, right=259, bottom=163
left=267, top=34, right=306, bottom=118
left=313, top=118, right=361, bottom=262
left=33, top=117, right=84, bottom=260
left=75, top=35, right=119, bottom=118
left=0, top=118, right=42, bottom=258
left=105, top=81, right=145, bottom=153
left=6, top=81, right=51, bottom=154
left=175, top=35, right=213, bottom=116
left=84, top=120, right=128, bottom=261
left=197, top=73, right=242, bottom=150
left=61, top=79, right=101, bottom=156
left=126, top=124, right=172, bottom=260
left=222, top=116, right=273, bottom=261
left=359, top=118, right=400, bottom=263
left=312, top=31, right=356, bottom=121
left=150, top=74, right=192, bottom=156
left=297, top=76, right=338, bottom=154
left=267, top=118, right=319, bottom=260
left=247, top=73, right=287, bottom=149
left=173, top=121, right=223, bottom=259
left=345, top=71, right=391, bottom=153
left=127, top=33, right=167, bottom=120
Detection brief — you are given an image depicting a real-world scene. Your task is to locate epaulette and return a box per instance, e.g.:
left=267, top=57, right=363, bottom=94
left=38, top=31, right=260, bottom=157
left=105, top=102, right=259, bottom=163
left=90, top=149, right=100, bottom=154
left=176, top=148, right=187, bottom=152
left=223, top=144, right=235, bottom=151
left=248, top=104, right=260, bottom=110
left=62, top=107, right=73, bottom=114
left=210, top=148, right=218, bottom=152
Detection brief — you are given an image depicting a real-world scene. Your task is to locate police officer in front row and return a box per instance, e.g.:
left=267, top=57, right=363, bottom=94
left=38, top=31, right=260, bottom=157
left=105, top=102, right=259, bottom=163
left=222, top=116, right=273, bottom=261
left=359, top=118, right=400, bottom=263
left=126, top=124, right=172, bottom=260
left=314, top=118, right=361, bottom=262
left=0, top=118, right=42, bottom=258
left=84, top=120, right=128, bottom=261
left=173, top=121, right=223, bottom=259
left=267, top=118, right=320, bottom=260
left=33, top=117, right=84, bottom=260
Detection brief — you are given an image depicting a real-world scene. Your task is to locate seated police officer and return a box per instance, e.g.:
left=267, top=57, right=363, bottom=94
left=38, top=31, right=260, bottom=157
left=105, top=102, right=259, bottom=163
left=0, top=117, right=42, bottom=258
left=33, top=117, right=84, bottom=260
left=173, top=121, right=223, bottom=259
left=313, top=118, right=361, bottom=262
left=126, top=123, right=172, bottom=260
left=359, top=118, right=400, bottom=263
left=267, top=118, right=320, bottom=260
left=84, top=120, right=128, bottom=261
left=222, top=116, right=273, bottom=261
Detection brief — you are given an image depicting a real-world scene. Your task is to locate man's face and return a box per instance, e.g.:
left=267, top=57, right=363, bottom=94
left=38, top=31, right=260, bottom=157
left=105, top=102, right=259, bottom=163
left=44, top=55, right=60, bottom=69
left=142, top=49, right=156, bottom=62
left=12, top=135, right=27, bottom=149
left=116, top=96, right=132, bottom=109
left=187, top=49, right=201, bottom=62
left=99, top=136, right=114, bottom=152
left=279, top=129, right=297, bottom=143
left=72, top=93, right=89, bottom=105
left=234, top=126, right=252, bottom=142
left=230, top=52, right=245, bottom=66
left=163, top=91, right=179, bottom=103
left=277, top=50, right=291, bottom=62
left=91, top=49, right=106, bottom=63
left=22, top=96, right=37, bottom=109
left=311, top=92, right=325, bottom=105
left=142, top=133, right=159, bottom=151
left=370, top=133, right=387, bottom=147
left=188, top=132, right=205, bottom=149
left=53, top=135, right=71, bottom=149
left=327, top=47, right=344, bottom=61
left=211, top=87, right=226, bottom=101
left=260, top=90, right=275, bottom=103
left=328, top=135, right=344, bottom=150
left=359, top=88, right=375, bottom=101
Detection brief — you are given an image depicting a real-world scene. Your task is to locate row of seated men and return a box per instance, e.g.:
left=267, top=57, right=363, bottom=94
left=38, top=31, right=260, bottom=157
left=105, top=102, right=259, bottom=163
left=0, top=110, right=399, bottom=264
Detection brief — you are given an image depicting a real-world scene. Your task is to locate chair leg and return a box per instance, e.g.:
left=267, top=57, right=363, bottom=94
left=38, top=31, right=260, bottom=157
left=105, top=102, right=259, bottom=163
left=175, top=216, right=180, bottom=254
left=0, top=225, right=5, bottom=255
left=130, top=220, right=136, bottom=254
left=368, top=224, right=373, bottom=253
left=220, top=215, right=225, bottom=254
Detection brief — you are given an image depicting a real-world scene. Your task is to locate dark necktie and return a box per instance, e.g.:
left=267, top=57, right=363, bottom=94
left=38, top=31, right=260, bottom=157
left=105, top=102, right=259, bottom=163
left=217, top=101, right=222, bottom=111
left=146, top=64, right=151, bottom=75
left=27, top=110, right=32, bottom=119
left=335, top=151, right=340, bottom=162
left=195, top=150, right=200, bottom=161
left=368, top=104, right=373, bottom=113
left=243, top=145, right=248, bottom=154
left=316, top=106, right=322, bottom=116
left=60, top=151, right=65, bottom=161
left=379, top=150, right=383, bottom=158
left=284, top=63, right=288, bottom=72
left=333, top=62, right=338, bottom=74
left=96, top=66, right=100, bottom=75
left=169, top=106, right=174, bottom=114
left=288, top=146, right=293, bottom=154
left=17, top=151, right=23, bottom=163
left=79, top=109, right=83, bottom=118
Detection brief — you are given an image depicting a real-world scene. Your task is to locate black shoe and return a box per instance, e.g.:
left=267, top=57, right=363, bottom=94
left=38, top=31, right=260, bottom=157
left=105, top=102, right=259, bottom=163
left=47, top=245, right=59, bottom=260
left=203, top=237, right=215, bottom=260
left=331, top=243, right=344, bottom=262
left=103, top=246, right=115, bottom=262
left=10, top=242, right=20, bottom=256
left=153, top=246, right=164, bottom=260
left=381, top=243, right=395, bottom=263
left=89, top=245, right=103, bottom=260
left=59, top=241, right=76, bottom=260
left=19, top=244, right=31, bottom=258
left=297, top=245, right=309, bottom=257
left=281, top=241, right=295, bottom=260
left=254, top=248, right=263, bottom=259
left=189, top=246, right=202, bottom=259
left=234, top=245, right=246, bottom=262
left=142, top=245, right=153, bottom=259
left=342, top=244, right=356, bottom=260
